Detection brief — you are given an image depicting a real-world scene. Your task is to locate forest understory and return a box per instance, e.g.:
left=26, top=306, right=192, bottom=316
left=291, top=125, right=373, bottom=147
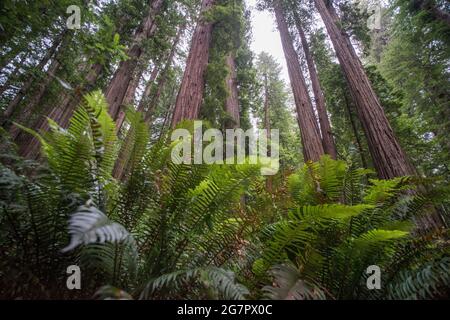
left=0, top=0, right=449, bottom=300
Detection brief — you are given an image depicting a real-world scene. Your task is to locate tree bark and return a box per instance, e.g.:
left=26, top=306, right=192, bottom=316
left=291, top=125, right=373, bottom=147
left=293, top=10, right=337, bottom=159
left=224, top=53, right=240, bottom=128
left=171, top=0, right=215, bottom=127
left=105, top=0, right=164, bottom=120
left=314, top=0, right=414, bottom=179
left=274, top=1, right=324, bottom=162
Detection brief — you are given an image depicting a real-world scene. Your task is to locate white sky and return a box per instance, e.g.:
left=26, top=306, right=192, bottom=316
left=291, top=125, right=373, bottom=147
left=246, top=0, right=290, bottom=83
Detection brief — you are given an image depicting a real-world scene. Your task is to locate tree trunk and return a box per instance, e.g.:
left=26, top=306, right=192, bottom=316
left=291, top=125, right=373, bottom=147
left=13, top=52, right=64, bottom=141
left=143, top=26, right=183, bottom=124
left=139, top=25, right=186, bottom=123
left=343, top=89, right=368, bottom=169
left=137, top=65, right=160, bottom=113
left=113, top=27, right=183, bottom=180
left=263, top=74, right=270, bottom=136
left=263, top=73, right=272, bottom=191
left=158, top=84, right=178, bottom=141
left=274, top=1, right=324, bottom=162
left=105, top=0, right=164, bottom=120
left=293, top=10, right=337, bottom=159
left=314, top=0, right=414, bottom=179
left=2, top=31, right=67, bottom=121
left=171, top=0, right=215, bottom=127
left=224, top=53, right=240, bottom=128
left=18, top=62, right=103, bottom=159
left=115, top=67, right=144, bottom=131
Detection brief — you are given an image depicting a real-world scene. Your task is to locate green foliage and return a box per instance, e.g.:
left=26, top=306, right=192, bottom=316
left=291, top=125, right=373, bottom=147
left=256, top=155, right=450, bottom=299
left=1, top=0, right=450, bottom=301
left=255, top=52, right=301, bottom=169
left=263, top=263, right=327, bottom=299
left=0, top=92, right=263, bottom=299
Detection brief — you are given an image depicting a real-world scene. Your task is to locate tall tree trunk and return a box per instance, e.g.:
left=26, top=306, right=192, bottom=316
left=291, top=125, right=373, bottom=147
left=111, top=66, right=158, bottom=180
left=144, top=26, right=183, bottom=124
left=11, top=32, right=72, bottom=156
left=274, top=1, right=324, bottom=162
left=263, top=74, right=270, bottom=136
left=224, top=53, right=240, bottom=128
left=159, top=97, right=176, bottom=140
left=2, top=31, right=67, bottom=121
left=113, top=27, right=183, bottom=180
left=105, top=0, right=164, bottom=120
left=171, top=0, right=215, bottom=127
left=293, top=10, right=337, bottom=159
left=314, top=0, right=413, bottom=178
left=138, top=24, right=186, bottom=123
left=137, top=65, right=160, bottom=113
left=12, top=50, right=65, bottom=141
left=115, top=67, right=144, bottom=131
left=263, top=73, right=272, bottom=191
left=18, top=62, right=103, bottom=159
left=343, top=89, right=368, bottom=169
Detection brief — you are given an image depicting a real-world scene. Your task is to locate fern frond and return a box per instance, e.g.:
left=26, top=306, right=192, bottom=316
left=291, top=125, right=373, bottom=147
left=387, top=257, right=450, bottom=299
left=61, top=204, right=133, bottom=252
left=263, top=264, right=327, bottom=300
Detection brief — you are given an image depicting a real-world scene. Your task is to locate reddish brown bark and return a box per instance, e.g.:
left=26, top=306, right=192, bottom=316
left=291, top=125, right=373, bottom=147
left=105, top=0, right=163, bottom=120
left=171, top=0, right=215, bottom=127
left=224, top=53, right=240, bottom=128
left=274, top=1, right=324, bottom=162
left=314, top=0, right=413, bottom=178
left=293, top=11, right=337, bottom=159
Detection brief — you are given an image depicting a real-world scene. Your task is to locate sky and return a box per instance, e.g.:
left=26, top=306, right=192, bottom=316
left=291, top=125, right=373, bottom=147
left=246, top=0, right=290, bottom=83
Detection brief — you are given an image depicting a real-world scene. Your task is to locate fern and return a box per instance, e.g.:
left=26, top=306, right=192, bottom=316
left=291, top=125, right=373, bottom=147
left=61, top=204, right=133, bottom=252
left=263, top=264, right=327, bottom=300
left=140, top=267, right=249, bottom=300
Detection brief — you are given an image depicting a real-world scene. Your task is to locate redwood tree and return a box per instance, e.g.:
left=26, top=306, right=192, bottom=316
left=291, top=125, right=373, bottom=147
left=105, top=0, right=164, bottom=120
left=314, top=0, right=414, bottom=178
left=292, top=9, right=337, bottom=159
left=224, top=53, right=240, bottom=128
left=171, top=0, right=215, bottom=127
left=274, top=0, right=324, bottom=162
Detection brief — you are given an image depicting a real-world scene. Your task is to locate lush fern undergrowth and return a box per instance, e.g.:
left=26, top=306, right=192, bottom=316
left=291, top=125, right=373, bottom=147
left=0, top=92, right=449, bottom=299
